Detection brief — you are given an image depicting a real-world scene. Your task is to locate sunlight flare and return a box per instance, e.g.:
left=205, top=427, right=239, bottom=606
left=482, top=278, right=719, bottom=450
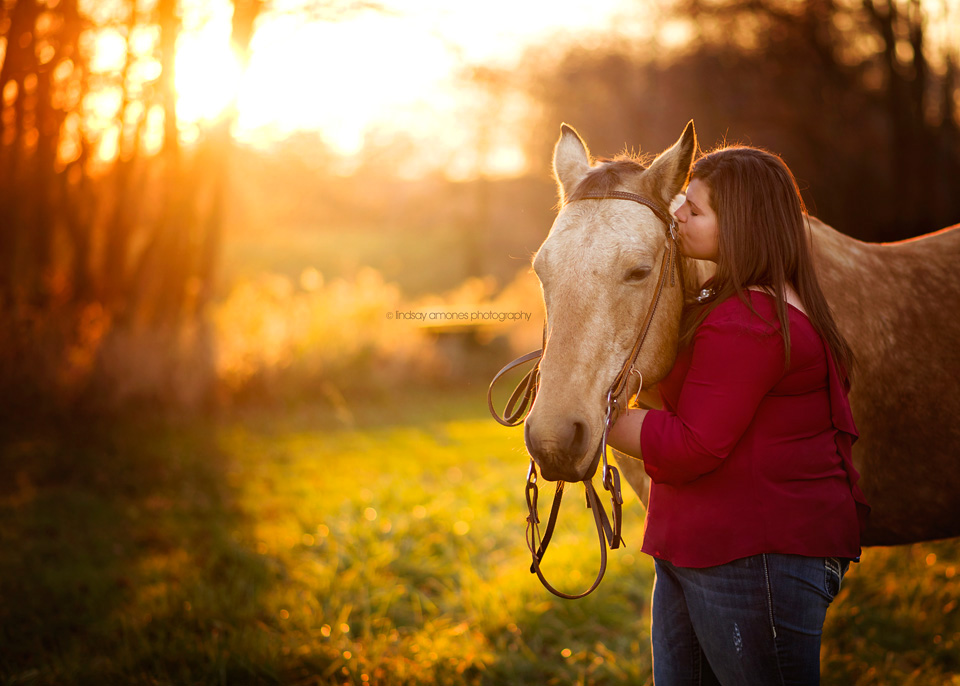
left=175, top=29, right=243, bottom=122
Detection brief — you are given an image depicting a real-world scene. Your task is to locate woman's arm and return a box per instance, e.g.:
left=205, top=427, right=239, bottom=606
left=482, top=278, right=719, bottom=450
left=603, top=384, right=660, bottom=459
left=603, top=385, right=661, bottom=461
left=640, top=315, right=785, bottom=486
left=606, top=407, right=649, bottom=459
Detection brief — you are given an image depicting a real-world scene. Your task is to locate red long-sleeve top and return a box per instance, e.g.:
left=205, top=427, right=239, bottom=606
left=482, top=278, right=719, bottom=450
left=639, top=291, right=870, bottom=568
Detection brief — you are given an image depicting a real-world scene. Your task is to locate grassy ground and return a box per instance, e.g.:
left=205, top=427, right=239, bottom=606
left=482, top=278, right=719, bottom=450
left=1, top=388, right=958, bottom=685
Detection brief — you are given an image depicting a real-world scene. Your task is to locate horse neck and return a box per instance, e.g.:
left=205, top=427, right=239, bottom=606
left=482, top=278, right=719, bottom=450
left=681, top=257, right=716, bottom=296
left=806, top=216, right=891, bottom=296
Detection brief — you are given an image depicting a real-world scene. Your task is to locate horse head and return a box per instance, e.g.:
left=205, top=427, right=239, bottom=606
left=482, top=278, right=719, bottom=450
left=524, top=122, right=698, bottom=482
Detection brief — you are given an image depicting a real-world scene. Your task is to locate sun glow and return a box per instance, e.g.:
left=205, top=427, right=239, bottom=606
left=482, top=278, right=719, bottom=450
left=85, top=0, right=631, bottom=175
left=175, top=25, right=243, bottom=123
left=233, top=12, right=454, bottom=156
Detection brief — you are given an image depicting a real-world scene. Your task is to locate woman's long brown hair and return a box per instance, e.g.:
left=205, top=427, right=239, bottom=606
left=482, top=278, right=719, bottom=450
left=680, top=146, right=855, bottom=377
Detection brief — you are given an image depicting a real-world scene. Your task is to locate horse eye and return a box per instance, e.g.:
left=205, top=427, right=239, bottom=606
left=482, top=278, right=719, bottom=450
left=626, top=266, right=652, bottom=282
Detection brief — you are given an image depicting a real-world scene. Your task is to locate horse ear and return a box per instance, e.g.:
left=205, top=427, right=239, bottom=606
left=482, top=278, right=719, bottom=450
left=646, top=120, right=697, bottom=206
left=553, top=124, right=591, bottom=203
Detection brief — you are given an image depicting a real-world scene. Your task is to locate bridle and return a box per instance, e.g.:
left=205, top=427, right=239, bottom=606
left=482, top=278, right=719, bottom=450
left=487, top=190, right=681, bottom=599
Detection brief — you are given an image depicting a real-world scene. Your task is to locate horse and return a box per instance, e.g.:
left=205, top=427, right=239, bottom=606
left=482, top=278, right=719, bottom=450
left=524, top=121, right=960, bottom=547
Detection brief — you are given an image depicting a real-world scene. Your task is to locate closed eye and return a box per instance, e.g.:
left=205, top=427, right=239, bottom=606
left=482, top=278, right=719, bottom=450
left=625, top=266, right=653, bottom=283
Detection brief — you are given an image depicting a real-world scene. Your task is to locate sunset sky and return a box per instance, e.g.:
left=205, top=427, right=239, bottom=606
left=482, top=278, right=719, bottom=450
left=86, top=0, right=959, bottom=178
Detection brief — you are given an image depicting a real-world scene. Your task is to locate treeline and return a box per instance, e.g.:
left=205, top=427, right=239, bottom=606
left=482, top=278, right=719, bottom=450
left=0, top=0, right=262, bottom=413
left=1, top=0, right=958, bottom=416
left=507, top=0, right=960, bottom=242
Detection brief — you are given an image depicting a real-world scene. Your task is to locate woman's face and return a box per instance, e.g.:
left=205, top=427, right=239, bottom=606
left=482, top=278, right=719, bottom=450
left=674, top=178, right=719, bottom=262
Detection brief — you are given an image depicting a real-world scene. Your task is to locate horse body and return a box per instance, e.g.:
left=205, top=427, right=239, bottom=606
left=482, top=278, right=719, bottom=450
left=528, top=122, right=960, bottom=549
left=810, top=219, right=960, bottom=544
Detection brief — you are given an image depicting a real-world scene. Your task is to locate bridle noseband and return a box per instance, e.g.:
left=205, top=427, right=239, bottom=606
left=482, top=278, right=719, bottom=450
left=487, top=190, right=681, bottom=599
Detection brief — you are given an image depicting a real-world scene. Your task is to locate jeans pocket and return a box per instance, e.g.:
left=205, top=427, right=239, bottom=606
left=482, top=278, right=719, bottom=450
left=824, top=557, right=846, bottom=599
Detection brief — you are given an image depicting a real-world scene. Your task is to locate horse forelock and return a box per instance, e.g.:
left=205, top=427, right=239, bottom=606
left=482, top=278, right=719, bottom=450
left=567, top=158, right=647, bottom=204
left=566, top=157, right=675, bottom=228
left=547, top=156, right=676, bottom=279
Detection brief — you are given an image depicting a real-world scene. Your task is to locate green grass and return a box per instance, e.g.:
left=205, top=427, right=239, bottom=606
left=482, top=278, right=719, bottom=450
left=1, top=389, right=958, bottom=685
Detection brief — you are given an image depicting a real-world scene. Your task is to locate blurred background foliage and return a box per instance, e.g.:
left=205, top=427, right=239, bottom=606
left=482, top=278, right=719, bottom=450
left=0, top=0, right=957, bottom=414
left=1, top=0, right=959, bottom=682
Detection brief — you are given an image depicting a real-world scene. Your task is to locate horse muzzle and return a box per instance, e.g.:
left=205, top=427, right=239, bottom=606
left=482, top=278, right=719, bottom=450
left=524, top=415, right=601, bottom=482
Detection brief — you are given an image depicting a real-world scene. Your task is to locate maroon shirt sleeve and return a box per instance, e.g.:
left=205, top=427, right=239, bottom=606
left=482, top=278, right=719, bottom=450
left=641, top=305, right=785, bottom=486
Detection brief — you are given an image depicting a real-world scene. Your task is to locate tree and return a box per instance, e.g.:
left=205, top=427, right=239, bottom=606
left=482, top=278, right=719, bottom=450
left=506, top=0, right=960, bottom=241
left=0, top=0, right=263, bottom=412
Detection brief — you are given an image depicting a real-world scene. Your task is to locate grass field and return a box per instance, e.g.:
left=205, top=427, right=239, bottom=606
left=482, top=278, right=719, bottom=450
left=1, top=388, right=958, bottom=685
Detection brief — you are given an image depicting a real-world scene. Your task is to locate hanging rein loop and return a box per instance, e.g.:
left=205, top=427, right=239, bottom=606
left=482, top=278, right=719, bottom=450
left=487, top=190, right=680, bottom=599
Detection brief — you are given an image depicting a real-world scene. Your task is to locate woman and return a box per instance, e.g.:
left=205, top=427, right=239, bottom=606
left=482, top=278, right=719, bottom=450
left=607, top=146, right=870, bottom=685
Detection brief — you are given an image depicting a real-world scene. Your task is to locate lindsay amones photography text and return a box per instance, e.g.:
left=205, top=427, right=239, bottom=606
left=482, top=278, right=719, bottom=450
left=1, top=0, right=959, bottom=684
left=387, top=309, right=533, bottom=322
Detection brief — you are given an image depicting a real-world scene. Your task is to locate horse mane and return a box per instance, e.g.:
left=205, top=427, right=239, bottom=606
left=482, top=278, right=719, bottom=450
left=567, top=158, right=648, bottom=203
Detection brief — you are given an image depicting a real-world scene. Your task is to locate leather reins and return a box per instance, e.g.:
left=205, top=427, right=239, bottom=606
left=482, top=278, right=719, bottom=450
left=487, top=190, right=680, bottom=599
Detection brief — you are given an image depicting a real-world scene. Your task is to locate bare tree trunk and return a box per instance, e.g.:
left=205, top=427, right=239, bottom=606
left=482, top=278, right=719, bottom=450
left=29, top=37, right=65, bottom=307
left=863, top=0, right=933, bottom=235
left=0, top=0, right=40, bottom=307
left=125, top=0, right=190, bottom=327
left=102, top=0, right=144, bottom=309
left=195, top=0, right=263, bottom=313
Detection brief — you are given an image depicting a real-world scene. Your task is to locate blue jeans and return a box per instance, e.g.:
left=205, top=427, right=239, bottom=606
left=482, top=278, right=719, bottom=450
left=651, top=554, right=849, bottom=685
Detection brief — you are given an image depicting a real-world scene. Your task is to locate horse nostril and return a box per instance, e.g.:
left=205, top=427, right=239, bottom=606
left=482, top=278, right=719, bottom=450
left=570, top=419, right=587, bottom=456
left=524, top=415, right=593, bottom=480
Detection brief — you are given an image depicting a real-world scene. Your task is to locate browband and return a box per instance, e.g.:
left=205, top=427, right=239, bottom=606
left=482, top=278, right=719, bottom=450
left=574, top=190, right=678, bottom=240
